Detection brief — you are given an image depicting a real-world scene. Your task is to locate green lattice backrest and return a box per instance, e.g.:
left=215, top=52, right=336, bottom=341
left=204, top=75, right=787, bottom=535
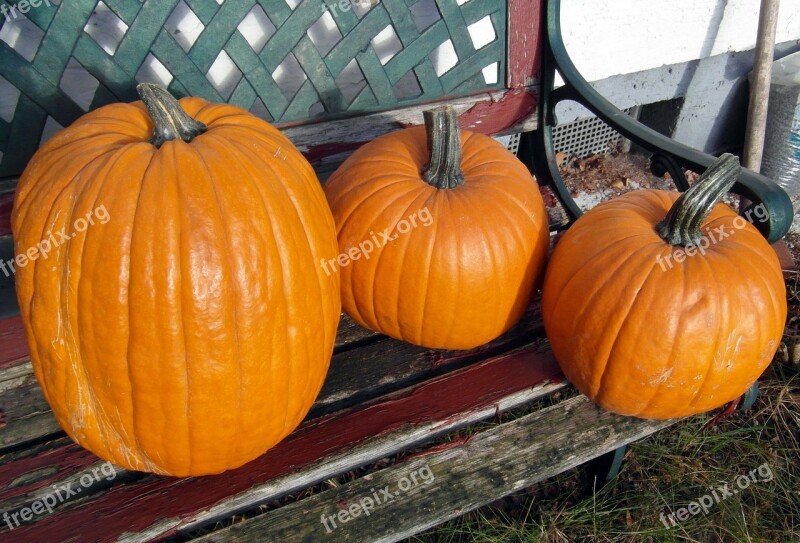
left=0, top=0, right=506, bottom=178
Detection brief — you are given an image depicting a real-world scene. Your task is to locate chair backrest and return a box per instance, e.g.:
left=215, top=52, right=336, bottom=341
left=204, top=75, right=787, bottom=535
left=0, top=0, right=531, bottom=180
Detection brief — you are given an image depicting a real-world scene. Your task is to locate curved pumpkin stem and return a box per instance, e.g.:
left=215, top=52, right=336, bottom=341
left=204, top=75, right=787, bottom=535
left=422, top=106, right=464, bottom=189
left=137, top=83, right=207, bottom=148
left=656, top=153, right=741, bottom=246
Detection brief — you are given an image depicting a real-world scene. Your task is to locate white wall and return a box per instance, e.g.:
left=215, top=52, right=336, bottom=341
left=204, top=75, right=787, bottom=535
left=561, top=0, right=800, bottom=83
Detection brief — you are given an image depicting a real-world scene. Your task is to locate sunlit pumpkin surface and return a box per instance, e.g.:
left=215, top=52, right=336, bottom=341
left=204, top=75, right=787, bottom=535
left=12, top=97, right=341, bottom=476
left=542, top=190, right=786, bottom=419
left=325, top=125, right=549, bottom=350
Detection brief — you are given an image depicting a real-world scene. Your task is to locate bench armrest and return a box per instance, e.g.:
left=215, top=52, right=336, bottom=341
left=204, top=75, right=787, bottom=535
left=528, top=0, right=793, bottom=243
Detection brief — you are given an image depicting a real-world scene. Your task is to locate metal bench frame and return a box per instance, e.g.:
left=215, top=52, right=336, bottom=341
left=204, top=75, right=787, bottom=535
left=529, top=0, right=792, bottom=242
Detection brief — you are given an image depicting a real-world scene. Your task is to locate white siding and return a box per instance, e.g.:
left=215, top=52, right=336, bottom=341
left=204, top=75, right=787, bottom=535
left=561, top=0, right=800, bottom=82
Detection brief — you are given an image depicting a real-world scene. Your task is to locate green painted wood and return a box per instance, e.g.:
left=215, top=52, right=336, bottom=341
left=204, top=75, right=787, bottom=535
left=326, top=7, right=392, bottom=75
left=30, top=0, right=95, bottom=84
left=112, top=1, right=179, bottom=75
left=384, top=21, right=451, bottom=84
left=0, top=44, right=83, bottom=125
left=381, top=0, right=442, bottom=97
left=7, top=0, right=58, bottom=29
left=185, top=0, right=223, bottom=24
left=188, top=0, right=257, bottom=73
left=101, top=0, right=142, bottom=23
left=4, top=98, right=47, bottom=176
left=73, top=36, right=140, bottom=103
left=225, top=33, right=289, bottom=115
left=441, top=38, right=502, bottom=92
left=436, top=0, right=476, bottom=61
left=151, top=30, right=222, bottom=102
left=0, top=0, right=505, bottom=178
left=284, top=82, right=324, bottom=119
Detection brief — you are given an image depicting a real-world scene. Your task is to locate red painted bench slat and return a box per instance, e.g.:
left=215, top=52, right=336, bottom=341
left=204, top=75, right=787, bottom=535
left=6, top=347, right=564, bottom=542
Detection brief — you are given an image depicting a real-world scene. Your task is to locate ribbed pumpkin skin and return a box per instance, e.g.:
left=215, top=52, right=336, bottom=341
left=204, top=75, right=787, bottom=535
left=542, top=190, right=786, bottom=419
left=324, top=127, right=549, bottom=350
left=12, top=98, right=340, bottom=476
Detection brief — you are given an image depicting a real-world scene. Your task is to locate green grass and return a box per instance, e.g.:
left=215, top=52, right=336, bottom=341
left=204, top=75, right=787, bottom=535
left=408, top=365, right=800, bottom=543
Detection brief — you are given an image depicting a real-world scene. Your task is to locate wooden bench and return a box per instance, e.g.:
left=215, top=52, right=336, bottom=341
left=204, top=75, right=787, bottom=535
left=0, top=0, right=792, bottom=541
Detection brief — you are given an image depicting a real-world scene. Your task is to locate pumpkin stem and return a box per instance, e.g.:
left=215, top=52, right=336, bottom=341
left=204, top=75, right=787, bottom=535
left=422, top=106, right=464, bottom=189
left=136, top=83, right=207, bottom=148
left=656, top=153, right=741, bottom=246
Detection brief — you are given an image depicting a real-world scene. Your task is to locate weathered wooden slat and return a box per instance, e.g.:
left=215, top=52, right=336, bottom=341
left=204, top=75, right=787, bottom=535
left=0, top=452, right=137, bottom=514
left=0, top=303, right=540, bottom=455
left=0, top=362, right=32, bottom=394
left=285, top=88, right=538, bottom=165
left=0, top=316, right=26, bottom=369
left=0, top=305, right=541, bottom=520
left=0, top=381, right=59, bottom=452
left=0, top=304, right=539, bottom=472
left=0, top=88, right=538, bottom=204
left=193, top=396, right=674, bottom=543
left=508, top=0, right=543, bottom=88
left=2, top=346, right=565, bottom=542
left=330, top=314, right=383, bottom=352
left=0, top=312, right=380, bottom=454
left=313, top=305, right=541, bottom=416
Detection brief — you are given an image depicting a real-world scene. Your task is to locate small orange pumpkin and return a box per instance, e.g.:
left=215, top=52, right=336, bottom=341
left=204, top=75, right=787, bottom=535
left=542, top=154, right=786, bottom=419
left=324, top=106, right=549, bottom=350
left=12, top=84, right=341, bottom=476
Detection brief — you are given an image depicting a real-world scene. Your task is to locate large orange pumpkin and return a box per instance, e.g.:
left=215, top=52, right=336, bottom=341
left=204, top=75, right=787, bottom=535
left=324, top=106, right=549, bottom=350
left=542, top=154, right=786, bottom=419
left=11, top=84, right=341, bottom=476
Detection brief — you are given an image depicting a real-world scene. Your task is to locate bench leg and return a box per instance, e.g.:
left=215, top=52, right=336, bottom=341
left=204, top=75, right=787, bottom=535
left=738, top=382, right=760, bottom=411
left=703, top=382, right=760, bottom=429
left=584, top=444, right=627, bottom=491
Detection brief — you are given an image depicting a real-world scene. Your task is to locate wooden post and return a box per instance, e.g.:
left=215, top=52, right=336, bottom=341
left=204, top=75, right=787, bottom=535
left=743, top=0, right=781, bottom=173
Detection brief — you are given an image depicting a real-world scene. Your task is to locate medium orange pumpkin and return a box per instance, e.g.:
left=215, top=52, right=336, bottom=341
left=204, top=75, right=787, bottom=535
left=542, top=154, right=786, bottom=419
left=324, top=106, right=549, bottom=349
left=12, top=84, right=341, bottom=476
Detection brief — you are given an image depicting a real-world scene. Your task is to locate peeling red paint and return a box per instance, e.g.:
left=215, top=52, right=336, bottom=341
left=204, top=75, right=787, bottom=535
left=458, top=89, right=538, bottom=134
left=0, top=444, right=103, bottom=501
left=302, top=141, right=367, bottom=162
left=395, top=90, right=538, bottom=136
left=8, top=347, right=564, bottom=543
left=507, top=0, right=543, bottom=88
left=427, top=325, right=538, bottom=371
left=0, top=316, right=28, bottom=369
left=402, top=434, right=473, bottom=462
left=428, top=349, right=483, bottom=372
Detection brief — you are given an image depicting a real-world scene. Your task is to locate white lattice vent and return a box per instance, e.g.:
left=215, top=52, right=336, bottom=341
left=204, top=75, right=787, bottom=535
left=552, top=107, right=639, bottom=165
left=493, top=133, right=521, bottom=155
